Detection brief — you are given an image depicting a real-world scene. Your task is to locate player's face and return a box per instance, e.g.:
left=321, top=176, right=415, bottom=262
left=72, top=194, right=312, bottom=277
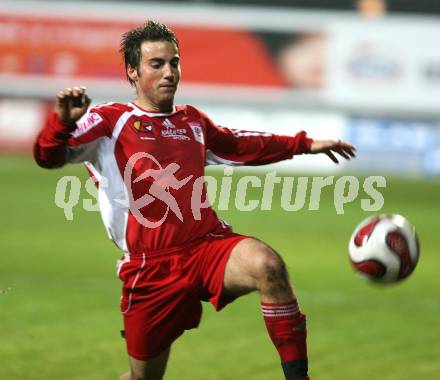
left=133, top=40, right=180, bottom=110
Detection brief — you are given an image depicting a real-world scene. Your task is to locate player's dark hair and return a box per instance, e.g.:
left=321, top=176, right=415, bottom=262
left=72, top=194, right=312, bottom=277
left=120, top=20, right=179, bottom=86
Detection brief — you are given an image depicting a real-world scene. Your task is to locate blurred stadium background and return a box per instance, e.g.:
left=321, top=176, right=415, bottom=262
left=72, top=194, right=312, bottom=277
left=0, top=1, right=439, bottom=379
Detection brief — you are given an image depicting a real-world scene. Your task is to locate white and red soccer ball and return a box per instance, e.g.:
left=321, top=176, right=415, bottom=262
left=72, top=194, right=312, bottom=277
left=349, top=214, right=420, bottom=284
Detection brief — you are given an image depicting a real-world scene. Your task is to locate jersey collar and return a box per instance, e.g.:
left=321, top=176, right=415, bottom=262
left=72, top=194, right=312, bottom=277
left=129, top=102, right=179, bottom=117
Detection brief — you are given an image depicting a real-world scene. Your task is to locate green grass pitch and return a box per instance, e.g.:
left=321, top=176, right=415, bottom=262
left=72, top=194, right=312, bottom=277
left=0, top=155, right=439, bottom=380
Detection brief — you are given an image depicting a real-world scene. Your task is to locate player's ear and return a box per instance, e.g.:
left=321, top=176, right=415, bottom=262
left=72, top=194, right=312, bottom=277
left=127, top=65, right=138, bottom=82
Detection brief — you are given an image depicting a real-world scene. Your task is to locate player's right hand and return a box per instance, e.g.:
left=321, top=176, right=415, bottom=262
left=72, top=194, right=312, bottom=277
left=309, top=139, right=356, bottom=164
left=55, top=86, right=92, bottom=125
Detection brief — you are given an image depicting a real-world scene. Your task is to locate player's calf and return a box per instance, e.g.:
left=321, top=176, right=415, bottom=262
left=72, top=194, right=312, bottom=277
left=119, top=349, right=170, bottom=380
left=254, top=249, right=310, bottom=380
left=223, top=239, right=310, bottom=379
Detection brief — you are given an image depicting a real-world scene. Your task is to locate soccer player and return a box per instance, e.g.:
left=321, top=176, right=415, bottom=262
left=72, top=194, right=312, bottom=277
left=34, top=21, right=355, bottom=380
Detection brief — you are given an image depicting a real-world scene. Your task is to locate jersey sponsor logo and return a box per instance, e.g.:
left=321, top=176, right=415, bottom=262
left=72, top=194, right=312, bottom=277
left=162, top=118, right=176, bottom=129
left=189, top=122, right=204, bottom=144
left=72, top=112, right=103, bottom=138
left=161, top=128, right=190, bottom=140
left=160, top=118, right=190, bottom=140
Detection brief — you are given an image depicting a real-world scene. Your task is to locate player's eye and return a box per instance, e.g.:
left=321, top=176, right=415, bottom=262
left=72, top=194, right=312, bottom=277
left=150, top=60, right=164, bottom=69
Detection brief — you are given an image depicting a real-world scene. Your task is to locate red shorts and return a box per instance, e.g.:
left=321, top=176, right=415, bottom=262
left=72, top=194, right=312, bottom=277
left=117, top=232, right=248, bottom=360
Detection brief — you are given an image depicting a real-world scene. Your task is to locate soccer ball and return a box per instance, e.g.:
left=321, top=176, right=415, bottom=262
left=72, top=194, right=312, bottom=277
left=348, top=214, right=420, bottom=284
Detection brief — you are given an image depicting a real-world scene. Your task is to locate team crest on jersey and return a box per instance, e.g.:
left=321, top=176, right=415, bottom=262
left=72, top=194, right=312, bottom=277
left=72, top=112, right=103, bottom=138
left=188, top=122, right=204, bottom=144
left=133, top=120, right=153, bottom=132
left=133, top=120, right=155, bottom=140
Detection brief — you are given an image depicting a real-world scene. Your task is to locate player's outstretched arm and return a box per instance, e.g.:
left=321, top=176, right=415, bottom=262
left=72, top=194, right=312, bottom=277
left=34, top=86, right=93, bottom=168
left=56, top=86, right=92, bottom=125
left=309, top=139, right=356, bottom=164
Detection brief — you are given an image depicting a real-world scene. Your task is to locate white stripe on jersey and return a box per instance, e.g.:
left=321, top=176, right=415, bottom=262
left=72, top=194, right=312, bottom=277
left=89, top=107, right=142, bottom=253
left=205, top=149, right=243, bottom=166
left=94, top=102, right=116, bottom=109
left=231, top=129, right=272, bottom=137
left=84, top=161, right=102, bottom=182
left=129, top=102, right=177, bottom=117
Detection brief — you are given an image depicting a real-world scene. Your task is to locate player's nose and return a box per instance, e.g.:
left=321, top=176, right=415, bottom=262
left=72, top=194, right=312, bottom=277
left=163, top=64, right=175, bottom=80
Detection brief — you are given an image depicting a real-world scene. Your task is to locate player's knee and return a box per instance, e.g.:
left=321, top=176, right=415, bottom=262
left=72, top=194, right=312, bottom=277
left=253, top=247, right=289, bottom=290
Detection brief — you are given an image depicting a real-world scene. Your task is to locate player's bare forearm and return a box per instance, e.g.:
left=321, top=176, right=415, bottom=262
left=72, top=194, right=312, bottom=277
left=309, top=139, right=356, bottom=164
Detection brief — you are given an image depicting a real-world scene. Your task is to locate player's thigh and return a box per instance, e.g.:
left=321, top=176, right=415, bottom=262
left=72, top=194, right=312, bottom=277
left=222, top=237, right=282, bottom=296
left=127, top=347, right=170, bottom=380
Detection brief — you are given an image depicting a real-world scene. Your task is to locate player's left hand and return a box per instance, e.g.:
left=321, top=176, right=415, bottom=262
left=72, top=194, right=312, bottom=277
left=309, top=139, right=356, bottom=164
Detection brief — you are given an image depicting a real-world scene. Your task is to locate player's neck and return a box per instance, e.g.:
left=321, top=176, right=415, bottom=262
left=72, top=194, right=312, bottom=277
left=133, top=98, right=174, bottom=114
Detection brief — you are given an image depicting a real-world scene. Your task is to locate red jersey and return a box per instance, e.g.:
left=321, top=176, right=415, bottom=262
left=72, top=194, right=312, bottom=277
left=34, top=102, right=313, bottom=255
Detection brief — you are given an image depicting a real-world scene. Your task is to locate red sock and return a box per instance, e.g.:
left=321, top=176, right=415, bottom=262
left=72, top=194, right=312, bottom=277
left=262, top=300, right=309, bottom=380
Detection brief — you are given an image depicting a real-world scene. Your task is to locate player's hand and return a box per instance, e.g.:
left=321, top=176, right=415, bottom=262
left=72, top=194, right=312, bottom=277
left=55, top=86, right=92, bottom=125
left=309, top=139, right=356, bottom=164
